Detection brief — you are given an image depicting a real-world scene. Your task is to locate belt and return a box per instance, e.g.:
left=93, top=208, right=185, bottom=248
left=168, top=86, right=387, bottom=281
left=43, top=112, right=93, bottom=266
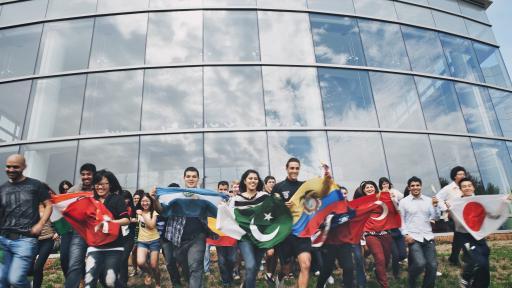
left=0, top=231, right=35, bottom=240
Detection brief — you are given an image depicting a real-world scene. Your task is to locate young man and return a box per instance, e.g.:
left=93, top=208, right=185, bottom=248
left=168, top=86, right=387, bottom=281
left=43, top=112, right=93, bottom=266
left=0, top=154, right=52, bottom=288
left=437, top=166, right=467, bottom=265
left=272, top=157, right=311, bottom=288
left=65, top=163, right=96, bottom=288
left=400, top=176, right=441, bottom=288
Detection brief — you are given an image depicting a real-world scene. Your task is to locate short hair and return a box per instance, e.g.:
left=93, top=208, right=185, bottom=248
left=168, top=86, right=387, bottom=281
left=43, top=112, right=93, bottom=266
left=378, top=177, right=393, bottom=190
left=167, top=183, right=180, bottom=188
left=79, top=163, right=96, bottom=174
left=458, top=177, right=474, bottom=187
left=450, top=166, right=467, bottom=181
left=93, top=169, right=122, bottom=196
left=286, top=157, right=301, bottom=168
left=183, top=167, right=200, bottom=177
left=407, top=176, right=422, bottom=187
left=264, top=176, right=276, bottom=184
left=217, top=181, right=229, bottom=188
left=239, top=169, right=264, bottom=192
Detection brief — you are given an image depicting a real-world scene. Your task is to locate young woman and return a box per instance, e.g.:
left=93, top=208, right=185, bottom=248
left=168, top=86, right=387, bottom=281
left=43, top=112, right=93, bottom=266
left=136, top=193, right=161, bottom=288
left=84, top=170, right=130, bottom=288
left=130, top=189, right=144, bottom=277
left=120, top=190, right=135, bottom=287
left=262, top=175, right=278, bottom=284
left=59, top=180, right=72, bottom=194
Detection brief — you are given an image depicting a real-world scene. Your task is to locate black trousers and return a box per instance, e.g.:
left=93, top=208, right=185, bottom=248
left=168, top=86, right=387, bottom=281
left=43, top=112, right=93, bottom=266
left=316, top=244, right=354, bottom=288
left=461, top=234, right=490, bottom=288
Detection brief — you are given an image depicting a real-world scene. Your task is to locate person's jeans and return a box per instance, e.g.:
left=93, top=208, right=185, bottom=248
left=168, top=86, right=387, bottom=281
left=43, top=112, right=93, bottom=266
left=316, top=244, right=354, bottom=288
left=119, top=236, right=134, bottom=287
left=175, top=234, right=206, bottom=288
left=408, top=239, right=437, bottom=288
left=0, top=236, right=38, bottom=288
left=84, top=249, right=123, bottom=288
left=65, top=231, right=88, bottom=288
left=461, top=235, right=490, bottom=288
left=390, top=229, right=407, bottom=277
left=366, top=234, right=392, bottom=288
left=59, top=231, right=73, bottom=277
left=238, top=241, right=265, bottom=288
left=161, top=238, right=182, bottom=285
left=352, top=244, right=366, bottom=288
left=32, top=238, right=54, bottom=288
left=216, top=246, right=237, bottom=285
left=204, top=244, right=211, bottom=273
left=449, top=231, right=464, bottom=265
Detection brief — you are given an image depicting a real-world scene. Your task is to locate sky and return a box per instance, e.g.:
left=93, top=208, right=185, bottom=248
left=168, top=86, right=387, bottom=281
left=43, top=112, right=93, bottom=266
left=487, top=0, right=512, bottom=75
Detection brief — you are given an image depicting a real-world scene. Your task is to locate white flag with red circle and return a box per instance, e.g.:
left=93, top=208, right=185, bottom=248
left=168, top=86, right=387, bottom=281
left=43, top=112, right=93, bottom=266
left=450, top=195, right=511, bottom=240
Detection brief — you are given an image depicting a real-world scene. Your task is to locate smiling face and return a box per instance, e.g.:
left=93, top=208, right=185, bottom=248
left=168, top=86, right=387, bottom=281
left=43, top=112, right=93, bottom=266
left=244, top=172, right=260, bottom=193
left=460, top=180, right=475, bottom=197
left=140, top=196, right=152, bottom=211
left=408, top=181, right=422, bottom=197
left=184, top=170, right=199, bottom=188
left=133, top=194, right=141, bottom=206
left=363, top=183, right=376, bottom=195
left=5, top=155, right=25, bottom=182
left=286, top=161, right=300, bottom=181
left=80, top=170, right=94, bottom=187
left=94, top=176, right=110, bottom=198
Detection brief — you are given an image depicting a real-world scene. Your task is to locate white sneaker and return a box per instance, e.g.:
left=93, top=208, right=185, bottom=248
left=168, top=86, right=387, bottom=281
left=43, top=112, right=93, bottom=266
left=327, top=276, right=334, bottom=284
left=436, top=271, right=443, bottom=276
left=314, top=271, right=320, bottom=276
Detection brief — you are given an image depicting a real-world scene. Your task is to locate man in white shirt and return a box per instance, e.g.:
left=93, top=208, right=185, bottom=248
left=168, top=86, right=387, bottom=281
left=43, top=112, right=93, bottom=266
left=400, top=176, right=441, bottom=288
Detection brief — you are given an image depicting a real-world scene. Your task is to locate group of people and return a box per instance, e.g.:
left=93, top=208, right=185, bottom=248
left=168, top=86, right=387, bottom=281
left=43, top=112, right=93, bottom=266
left=0, top=153, right=502, bottom=288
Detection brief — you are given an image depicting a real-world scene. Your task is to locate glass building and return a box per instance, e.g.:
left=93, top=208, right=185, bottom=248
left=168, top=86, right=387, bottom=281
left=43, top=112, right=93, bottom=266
left=1, top=0, right=511, bottom=215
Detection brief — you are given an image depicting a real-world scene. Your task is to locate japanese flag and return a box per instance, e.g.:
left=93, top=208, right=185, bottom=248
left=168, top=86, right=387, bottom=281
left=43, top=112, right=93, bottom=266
left=450, top=195, right=511, bottom=240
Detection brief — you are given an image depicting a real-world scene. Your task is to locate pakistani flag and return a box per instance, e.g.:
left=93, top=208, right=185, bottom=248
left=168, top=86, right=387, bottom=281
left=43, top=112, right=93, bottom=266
left=217, top=192, right=292, bottom=249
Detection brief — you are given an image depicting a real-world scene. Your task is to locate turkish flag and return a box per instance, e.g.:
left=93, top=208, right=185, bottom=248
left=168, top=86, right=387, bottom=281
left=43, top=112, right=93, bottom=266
left=351, top=192, right=401, bottom=233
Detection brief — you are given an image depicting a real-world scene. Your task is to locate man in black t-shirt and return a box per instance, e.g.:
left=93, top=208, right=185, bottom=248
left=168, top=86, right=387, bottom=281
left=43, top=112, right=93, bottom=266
left=0, top=154, right=52, bottom=287
left=272, top=157, right=311, bottom=288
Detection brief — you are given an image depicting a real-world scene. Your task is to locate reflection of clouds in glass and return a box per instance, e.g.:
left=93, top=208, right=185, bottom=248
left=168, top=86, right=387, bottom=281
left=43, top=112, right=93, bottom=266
left=142, top=68, right=202, bottom=130
left=96, top=0, right=148, bottom=12
left=382, top=133, right=440, bottom=194
left=489, top=89, right=512, bottom=137
left=268, top=131, right=330, bottom=181
left=258, top=0, right=306, bottom=9
left=259, top=11, right=315, bottom=63
left=81, top=71, right=143, bottom=135
left=77, top=137, right=139, bottom=191
left=263, top=67, right=323, bottom=127
left=358, top=19, right=410, bottom=70
left=203, top=0, right=255, bottom=7
left=204, top=11, right=259, bottom=61
left=473, top=43, right=512, bottom=88
left=415, top=77, right=467, bottom=133
left=0, top=81, right=31, bottom=143
left=146, top=11, right=202, bottom=64
left=46, top=0, right=97, bottom=18
left=204, top=66, right=265, bottom=128
left=370, top=72, right=426, bottom=130
left=319, top=68, right=378, bottom=127
left=307, top=0, right=354, bottom=13
left=139, top=134, right=203, bottom=190
left=439, top=34, right=484, bottom=83
left=328, top=132, right=388, bottom=195
left=472, top=138, right=512, bottom=194
left=150, top=0, right=201, bottom=8
left=402, top=26, right=449, bottom=76
left=0, top=24, right=42, bottom=79
left=205, top=132, right=268, bottom=189
left=89, top=14, right=147, bottom=68
left=353, top=0, right=397, bottom=20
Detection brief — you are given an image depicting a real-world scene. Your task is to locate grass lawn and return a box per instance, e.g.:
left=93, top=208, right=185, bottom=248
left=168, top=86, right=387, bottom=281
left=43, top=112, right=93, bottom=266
left=38, top=240, right=512, bottom=287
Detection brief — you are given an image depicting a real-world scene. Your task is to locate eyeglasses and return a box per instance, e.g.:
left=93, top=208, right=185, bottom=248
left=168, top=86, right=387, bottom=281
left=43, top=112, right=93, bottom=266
left=95, top=182, right=109, bottom=187
left=6, top=165, right=21, bottom=169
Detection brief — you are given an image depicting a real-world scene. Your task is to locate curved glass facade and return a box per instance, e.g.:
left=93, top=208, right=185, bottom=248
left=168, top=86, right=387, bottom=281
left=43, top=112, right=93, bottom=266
left=0, top=0, right=510, bottom=219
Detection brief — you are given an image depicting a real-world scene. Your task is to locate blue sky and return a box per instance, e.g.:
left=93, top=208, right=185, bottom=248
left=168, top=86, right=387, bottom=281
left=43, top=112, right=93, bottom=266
left=487, top=0, right=512, bottom=75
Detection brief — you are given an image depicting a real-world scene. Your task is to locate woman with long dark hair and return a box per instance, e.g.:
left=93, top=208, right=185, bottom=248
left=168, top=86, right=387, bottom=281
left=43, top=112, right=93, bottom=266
left=130, top=189, right=145, bottom=277
left=136, top=193, right=161, bottom=287
left=120, top=190, right=135, bottom=287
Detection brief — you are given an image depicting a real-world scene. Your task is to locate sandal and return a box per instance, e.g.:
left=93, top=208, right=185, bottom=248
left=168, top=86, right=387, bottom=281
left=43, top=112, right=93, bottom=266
left=144, top=275, right=152, bottom=286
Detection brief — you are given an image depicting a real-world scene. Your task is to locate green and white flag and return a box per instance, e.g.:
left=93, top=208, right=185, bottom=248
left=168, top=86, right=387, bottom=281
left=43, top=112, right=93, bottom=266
left=217, top=192, right=292, bottom=248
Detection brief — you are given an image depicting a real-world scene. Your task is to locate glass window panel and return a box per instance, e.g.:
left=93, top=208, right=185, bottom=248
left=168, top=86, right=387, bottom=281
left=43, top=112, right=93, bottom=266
left=310, top=14, right=366, bottom=66
left=395, top=2, right=435, bottom=27
left=21, top=141, right=77, bottom=192
left=431, top=10, right=467, bottom=36
left=489, top=89, right=512, bottom=137
left=150, top=0, right=201, bottom=8
left=428, top=0, right=461, bottom=14
left=204, top=66, right=265, bottom=128
left=415, top=76, right=467, bottom=133
left=76, top=137, right=139, bottom=191
left=0, top=81, right=31, bottom=143
left=369, top=72, right=426, bottom=130
left=473, top=42, right=512, bottom=88
left=203, top=0, right=255, bottom=7
left=458, top=0, right=489, bottom=24
left=139, top=134, right=203, bottom=191
left=439, top=33, right=484, bottom=82
left=400, top=0, right=428, bottom=5
left=0, top=145, right=19, bottom=184
left=142, top=68, right=202, bottom=131
left=318, top=68, right=378, bottom=127
left=382, top=133, right=440, bottom=194
left=471, top=138, right=512, bottom=194
left=97, top=0, right=148, bottom=12
left=358, top=19, right=411, bottom=70
left=0, top=0, right=47, bottom=26
left=402, top=26, right=449, bottom=76
left=46, top=0, right=97, bottom=18
left=146, top=11, right=202, bottom=65
left=89, top=14, right=148, bottom=69
left=205, top=132, right=268, bottom=189
left=465, top=19, right=496, bottom=44
left=259, top=11, right=315, bottom=63
left=328, top=132, right=388, bottom=194
left=262, top=67, right=323, bottom=127
left=0, top=24, right=43, bottom=79
left=204, top=11, right=259, bottom=61
left=455, top=83, right=502, bottom=136
left=353, top=0, right=397, bottom=21
left=307, top=0, right=354, bottom=13
left=430, top=135, right=481, bottom=190
left=258, top=0, right=306, bottom=9
left=23, top=75, right=86, bottom=140
left=36, top=19, right=94, bottom=74
left=268, top=131, right=330, bottom=181
left=81, top=71, right=143, bottom=135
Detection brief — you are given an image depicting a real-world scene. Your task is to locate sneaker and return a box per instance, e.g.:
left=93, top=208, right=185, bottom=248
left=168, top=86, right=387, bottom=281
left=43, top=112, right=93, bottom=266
left=327, top=276, right=334, bottom=284
left=265, top=273, right=275, bottom=286
left=436, top=271, right=443, bottom=276
left=459, top=277, right=470, bottom=288
left=233, top=272, right=241, bottom=280
left=314, top=271, right=320, bottom=276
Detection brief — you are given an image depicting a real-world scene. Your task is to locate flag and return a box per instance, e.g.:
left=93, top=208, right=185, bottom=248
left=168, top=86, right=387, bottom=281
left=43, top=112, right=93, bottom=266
left=51, top=193, right=120, bottom=246
left=157, top=187, right=229, bottom=218
left=450, top=195, right=511, bottom=240
left=50, top=192, right=92, bottom=234
left=206, top=217, right=237, bottom=246
left=217, top=192, right=292, bottom=249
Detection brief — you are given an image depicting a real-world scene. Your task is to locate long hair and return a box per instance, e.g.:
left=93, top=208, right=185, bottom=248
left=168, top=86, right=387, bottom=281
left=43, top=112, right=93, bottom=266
left=136, top=193, right=155, bottom=218
left=239, top=169, right=264, bottom=192
left=93, top=169, right=123, bottom=198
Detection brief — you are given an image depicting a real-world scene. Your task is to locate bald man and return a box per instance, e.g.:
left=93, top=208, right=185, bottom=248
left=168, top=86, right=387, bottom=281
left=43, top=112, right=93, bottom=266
left=0, top=154, right=52, bottom=288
